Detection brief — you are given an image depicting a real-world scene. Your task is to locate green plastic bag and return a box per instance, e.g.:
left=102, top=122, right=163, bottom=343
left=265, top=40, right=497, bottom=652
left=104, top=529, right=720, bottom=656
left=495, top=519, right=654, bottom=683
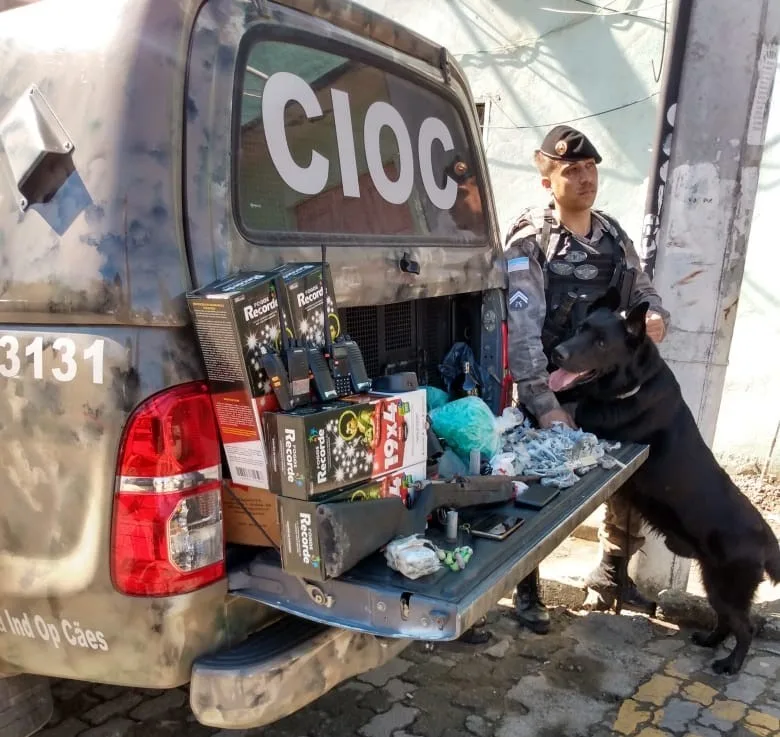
left=424, top=385, right=450, bottom=412
left=429, top=396, right=499, bottom=463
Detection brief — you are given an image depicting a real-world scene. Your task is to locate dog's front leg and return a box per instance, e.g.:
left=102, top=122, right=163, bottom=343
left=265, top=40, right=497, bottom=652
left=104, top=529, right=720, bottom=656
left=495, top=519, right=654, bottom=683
left=575, top=401, right=654, bottom=444
left=711, top=616, right=753, bottom=675
left=691, top=615, right=729, bottom=649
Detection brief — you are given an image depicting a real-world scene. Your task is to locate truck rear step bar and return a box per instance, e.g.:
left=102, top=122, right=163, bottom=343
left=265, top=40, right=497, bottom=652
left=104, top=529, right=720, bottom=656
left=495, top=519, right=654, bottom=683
left=190, top=614, right=409, bottom=729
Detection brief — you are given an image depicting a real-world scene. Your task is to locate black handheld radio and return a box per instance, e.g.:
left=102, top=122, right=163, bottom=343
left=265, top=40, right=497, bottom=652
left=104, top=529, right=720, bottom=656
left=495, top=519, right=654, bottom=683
left=261, top=277, right=311, bottom=411
left=308, top=245, right=372, bottom=399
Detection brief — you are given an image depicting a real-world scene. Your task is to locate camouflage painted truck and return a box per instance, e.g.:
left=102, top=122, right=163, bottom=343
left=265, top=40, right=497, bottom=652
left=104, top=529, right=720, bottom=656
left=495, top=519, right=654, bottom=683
left=0, top=0, right=647, bottom=733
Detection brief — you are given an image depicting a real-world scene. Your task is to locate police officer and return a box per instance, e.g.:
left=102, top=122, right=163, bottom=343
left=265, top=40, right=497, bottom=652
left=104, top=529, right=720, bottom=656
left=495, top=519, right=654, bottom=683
left=437, top=154, right=486, bottom=237
left=504, top=125, right=670, bottom=634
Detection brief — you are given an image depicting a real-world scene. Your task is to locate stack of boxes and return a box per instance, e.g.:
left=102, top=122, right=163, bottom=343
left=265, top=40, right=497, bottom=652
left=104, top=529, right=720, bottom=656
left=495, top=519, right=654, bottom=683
left=187, top=263, right=428, bottom=581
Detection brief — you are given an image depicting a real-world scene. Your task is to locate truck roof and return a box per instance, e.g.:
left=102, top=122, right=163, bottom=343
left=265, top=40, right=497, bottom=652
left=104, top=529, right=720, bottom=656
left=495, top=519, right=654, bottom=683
left=0, top=1, right=41, bottom=11
left=268, top=0, right=447, bottom=70
left=1, top=0, right=447, bottom=64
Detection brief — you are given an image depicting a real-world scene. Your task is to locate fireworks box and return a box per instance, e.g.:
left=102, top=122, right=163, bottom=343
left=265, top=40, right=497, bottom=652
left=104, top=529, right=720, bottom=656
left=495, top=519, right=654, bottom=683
left=278, top=463, right=427, bottom=580
left=272, top=262, right=340, bottom=348
left=263, top=388, right=427, bottom=499
left=186, top=271, right=296, bottom=489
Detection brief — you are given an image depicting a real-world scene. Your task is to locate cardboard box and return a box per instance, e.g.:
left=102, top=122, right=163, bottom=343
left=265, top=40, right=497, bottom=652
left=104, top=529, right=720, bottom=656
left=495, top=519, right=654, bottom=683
left=264, top=389, right=428, bottom=499
left=278, top=463, right=427, bottom=580
left=222, top=481, right=281, bottom=548
left=273, top=262, right=340, bottom=348
left=186, top=271, right=296, bottom=488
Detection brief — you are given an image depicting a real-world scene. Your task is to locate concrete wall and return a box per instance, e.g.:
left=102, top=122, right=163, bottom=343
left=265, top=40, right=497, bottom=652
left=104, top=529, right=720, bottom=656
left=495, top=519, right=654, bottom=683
left=711, top=57, right=780, bottom=475
left=359, top=0, right=780, bottom=475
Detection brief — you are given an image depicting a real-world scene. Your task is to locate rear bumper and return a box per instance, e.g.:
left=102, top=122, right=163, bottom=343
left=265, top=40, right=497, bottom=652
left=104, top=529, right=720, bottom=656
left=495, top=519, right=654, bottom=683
left=0, top=586, right=274, bottom=688
left=189, top=620, right=410, bottom=730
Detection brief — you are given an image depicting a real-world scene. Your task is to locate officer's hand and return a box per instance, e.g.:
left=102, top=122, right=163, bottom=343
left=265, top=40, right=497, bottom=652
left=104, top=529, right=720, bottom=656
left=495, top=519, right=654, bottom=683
left=645, top=312, right=666, bottom=343
left=539, top=408, right=577, bottom=429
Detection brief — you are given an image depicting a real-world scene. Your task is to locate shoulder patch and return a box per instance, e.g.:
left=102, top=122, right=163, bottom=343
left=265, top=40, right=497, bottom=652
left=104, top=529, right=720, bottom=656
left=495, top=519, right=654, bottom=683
left=507, top=256, right=530, bottom=273
left=509, top=289, right=530, bottom=310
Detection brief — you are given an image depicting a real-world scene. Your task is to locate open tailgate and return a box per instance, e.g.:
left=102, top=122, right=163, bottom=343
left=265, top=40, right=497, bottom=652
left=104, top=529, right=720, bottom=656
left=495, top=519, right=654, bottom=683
left=228, top=443, right=648, bottom=640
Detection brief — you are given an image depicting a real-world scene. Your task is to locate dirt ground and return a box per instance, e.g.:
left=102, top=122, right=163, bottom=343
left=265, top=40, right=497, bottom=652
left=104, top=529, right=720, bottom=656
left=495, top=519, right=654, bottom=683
left=735, top=471, right=780, bottom=516
left=733, top=472, right=780, bottom=548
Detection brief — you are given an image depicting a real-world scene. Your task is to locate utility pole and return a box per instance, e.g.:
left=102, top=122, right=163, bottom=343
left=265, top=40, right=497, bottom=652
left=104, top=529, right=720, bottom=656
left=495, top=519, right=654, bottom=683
left=633, top=0, right=780, bottom=595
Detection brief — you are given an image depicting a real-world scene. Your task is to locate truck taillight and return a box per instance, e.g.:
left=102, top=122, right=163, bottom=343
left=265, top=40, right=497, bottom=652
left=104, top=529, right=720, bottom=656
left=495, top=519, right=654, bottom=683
left=111, top=382, right=225, bottom=597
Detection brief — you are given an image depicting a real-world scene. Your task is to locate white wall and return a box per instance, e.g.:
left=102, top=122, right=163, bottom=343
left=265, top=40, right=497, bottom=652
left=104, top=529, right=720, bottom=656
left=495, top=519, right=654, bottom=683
left=359, top=0, right=667, bottom=236
left=712, top=55, right=780, bottom=474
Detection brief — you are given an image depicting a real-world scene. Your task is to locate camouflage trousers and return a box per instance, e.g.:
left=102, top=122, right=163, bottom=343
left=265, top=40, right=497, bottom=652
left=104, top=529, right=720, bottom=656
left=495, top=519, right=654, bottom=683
left=600, top=489, right=645, bottom=557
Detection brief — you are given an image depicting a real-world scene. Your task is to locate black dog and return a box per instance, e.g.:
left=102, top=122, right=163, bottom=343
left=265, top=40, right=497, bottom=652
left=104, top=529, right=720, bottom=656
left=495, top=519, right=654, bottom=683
left=549, top=286, right=780, bottom=675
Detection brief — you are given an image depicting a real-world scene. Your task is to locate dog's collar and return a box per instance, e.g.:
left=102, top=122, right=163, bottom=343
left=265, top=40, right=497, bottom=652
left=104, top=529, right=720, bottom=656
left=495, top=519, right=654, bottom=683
left=615, top=385, right=641, bottom=400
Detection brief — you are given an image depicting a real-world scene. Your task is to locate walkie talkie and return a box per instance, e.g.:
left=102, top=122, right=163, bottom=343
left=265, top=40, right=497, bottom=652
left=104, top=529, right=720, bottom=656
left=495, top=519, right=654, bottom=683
left=317, top=245, right=372, bottom=396
left=305, top=251, right=338, bottom=401
left=335, top=337, right=372, bottom=393
left=261, top=277, right=311, bottom=410
left=328, top=342, right=358, bottom=397
left=306, top=247, right=340, bottom=400
left=307, top=346, right=338, bottom=402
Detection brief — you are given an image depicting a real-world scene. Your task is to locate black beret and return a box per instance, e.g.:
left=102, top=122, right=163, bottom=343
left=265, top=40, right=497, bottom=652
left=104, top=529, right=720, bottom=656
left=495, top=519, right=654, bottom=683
left=443, top=154, right=474, bottom=185
left=538, top=125, right=602, bottom=164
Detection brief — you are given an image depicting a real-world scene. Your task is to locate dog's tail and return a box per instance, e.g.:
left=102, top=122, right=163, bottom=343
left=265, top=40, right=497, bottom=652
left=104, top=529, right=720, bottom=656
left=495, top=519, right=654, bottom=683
left=763, top=520, right=780, bottom=585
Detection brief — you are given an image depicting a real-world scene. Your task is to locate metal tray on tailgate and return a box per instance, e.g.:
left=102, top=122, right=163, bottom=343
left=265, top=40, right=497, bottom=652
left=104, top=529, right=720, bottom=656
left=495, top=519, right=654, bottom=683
left=229, top=443, right=649, bottom=641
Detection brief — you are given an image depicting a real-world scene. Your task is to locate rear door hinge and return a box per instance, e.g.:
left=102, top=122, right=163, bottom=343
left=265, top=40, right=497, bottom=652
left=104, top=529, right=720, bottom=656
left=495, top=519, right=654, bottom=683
left=439, top=48, right=451, bottom=85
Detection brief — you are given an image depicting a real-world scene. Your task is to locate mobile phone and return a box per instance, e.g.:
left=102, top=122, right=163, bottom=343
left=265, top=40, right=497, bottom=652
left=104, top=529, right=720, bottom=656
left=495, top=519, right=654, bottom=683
left=514, top=485, right=561, bottom=510
left=469, top=513, right=525, bottom=541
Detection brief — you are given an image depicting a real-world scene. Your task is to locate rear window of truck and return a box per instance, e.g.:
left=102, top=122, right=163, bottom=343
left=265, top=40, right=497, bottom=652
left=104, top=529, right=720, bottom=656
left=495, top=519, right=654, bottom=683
left=234, top=36, right=487, bottom=243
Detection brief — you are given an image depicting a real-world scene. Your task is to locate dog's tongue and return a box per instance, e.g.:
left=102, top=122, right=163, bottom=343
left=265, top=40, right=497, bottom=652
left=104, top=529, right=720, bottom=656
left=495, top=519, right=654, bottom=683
left=549, top=368, right=588, bottom=393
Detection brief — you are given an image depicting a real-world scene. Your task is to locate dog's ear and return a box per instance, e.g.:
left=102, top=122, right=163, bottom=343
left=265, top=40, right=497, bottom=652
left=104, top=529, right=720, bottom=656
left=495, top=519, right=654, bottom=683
left=626, top=302, right=650, bottom=340
left=587, top=286, right=621, bottom=315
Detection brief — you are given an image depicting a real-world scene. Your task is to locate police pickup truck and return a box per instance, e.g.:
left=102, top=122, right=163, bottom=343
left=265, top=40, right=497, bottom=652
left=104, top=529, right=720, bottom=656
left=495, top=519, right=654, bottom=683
left=0, top=0, right=647, bottom=732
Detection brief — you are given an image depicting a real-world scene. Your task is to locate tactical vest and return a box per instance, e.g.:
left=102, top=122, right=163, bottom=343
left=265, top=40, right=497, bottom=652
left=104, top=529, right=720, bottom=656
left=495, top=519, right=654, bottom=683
left=534, top=208, right=635, bottom=355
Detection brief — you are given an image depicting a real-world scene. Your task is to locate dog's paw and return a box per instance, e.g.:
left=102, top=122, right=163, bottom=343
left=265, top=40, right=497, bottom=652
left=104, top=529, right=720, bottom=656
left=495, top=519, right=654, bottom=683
left=691, top=631, right=718, bottom=648
left=712, top=654, right=741, bottom=675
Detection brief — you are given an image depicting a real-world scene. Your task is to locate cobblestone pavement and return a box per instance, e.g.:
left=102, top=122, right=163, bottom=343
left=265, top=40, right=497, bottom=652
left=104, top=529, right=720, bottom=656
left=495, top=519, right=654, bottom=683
left=40, top=603, right=780, bottom=737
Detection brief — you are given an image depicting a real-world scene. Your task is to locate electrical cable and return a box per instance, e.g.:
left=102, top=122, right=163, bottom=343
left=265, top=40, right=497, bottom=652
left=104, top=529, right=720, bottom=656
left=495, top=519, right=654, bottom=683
left=484, top=92, right=659, bottom=131
left=652, top=0, right=670, bottom=83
